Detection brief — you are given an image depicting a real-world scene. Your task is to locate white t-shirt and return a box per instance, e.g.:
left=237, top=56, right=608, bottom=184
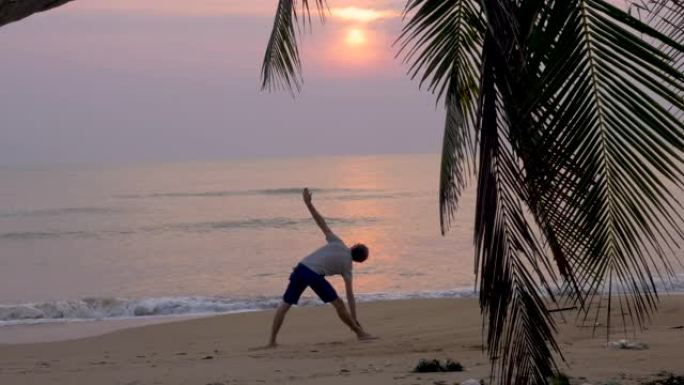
left=300, top=233, right=353, bottom=280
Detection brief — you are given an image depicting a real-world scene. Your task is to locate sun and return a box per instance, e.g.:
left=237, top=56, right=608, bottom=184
left=345, top=28, right=368, bottom=47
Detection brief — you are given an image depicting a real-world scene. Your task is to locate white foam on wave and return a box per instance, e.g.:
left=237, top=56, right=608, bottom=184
left=0, top=289, right=479, bottom=326
left=2, top=277, right=683, bottom=326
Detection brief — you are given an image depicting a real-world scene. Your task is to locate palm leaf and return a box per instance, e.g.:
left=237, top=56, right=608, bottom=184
left=261, top=0, right=327, bottom=93
left=396, top=0, right=485, bottom=232
left=523, top=0, right=684, bottom=339
left=451, top=0, right=684, bottom=383
left=0, top=0, right=74, bottom=28
left=474, top=32, right=563, bottom=385
left=629, top=0, right=684, bottom=121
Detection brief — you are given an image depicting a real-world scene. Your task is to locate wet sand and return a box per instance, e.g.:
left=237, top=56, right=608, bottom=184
left=1, top=297, right=682, bottom=385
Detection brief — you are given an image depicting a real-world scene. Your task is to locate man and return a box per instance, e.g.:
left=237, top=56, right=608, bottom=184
left=267, top=188, right=375, bottom=347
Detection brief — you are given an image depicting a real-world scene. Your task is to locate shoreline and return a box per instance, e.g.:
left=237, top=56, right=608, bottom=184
left=0, top=289, right=482, bottom=344
left=2, top=291, right=683, bottom=345
left=1, top=296, right=682, bottom=385
left=0, top=315, right=210, bottom=345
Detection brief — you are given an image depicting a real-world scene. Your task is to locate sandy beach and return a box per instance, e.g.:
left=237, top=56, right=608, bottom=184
left=1, top=296, right=682, bottom=385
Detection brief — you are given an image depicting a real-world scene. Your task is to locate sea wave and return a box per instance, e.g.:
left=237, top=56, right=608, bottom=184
left=158, top=216, right=379, bottom=233
left=332, top=192, right=425, bottom=201
left=0, top=216, right=379, bottom=240
left=115, top=187, right=376, bottom=199
left=0, top=290, right=477, bottom=325
left=0, top=230, right=99, bottom=240
left=0, top=207, right=120, bottom=219
left=2, top=281, right=683, bottom=326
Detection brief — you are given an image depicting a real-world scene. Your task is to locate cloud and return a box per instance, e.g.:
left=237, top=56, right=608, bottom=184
left=331, top=6, right=399, bottom=23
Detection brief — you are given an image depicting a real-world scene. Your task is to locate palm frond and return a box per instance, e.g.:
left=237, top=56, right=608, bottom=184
left=629, top=0, right=684, bottom=121
left=261, top=0, right=327, bottom=93
left=396, top=0, right=485, bottom=232
left=630, top=0, right=684, bottom=21
left=432, top=0, right=684, bottom=383
left=0, top=0, right=74, bottom=28
left=523, top=0, right=684, bottom=338
left=475, top=34, right=563, bottom=385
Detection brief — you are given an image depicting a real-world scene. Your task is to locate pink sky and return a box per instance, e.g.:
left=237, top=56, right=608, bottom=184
left=69, top=0, right=626, bottom=16
left=69, top=1, right=398, bottom=16
left=0, top=0, right=631, bottom=165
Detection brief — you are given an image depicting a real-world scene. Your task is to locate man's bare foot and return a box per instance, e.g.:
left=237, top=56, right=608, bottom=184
left=249, top=343, right=278, bottom=351
left=357, top=332, right=378, bottom=341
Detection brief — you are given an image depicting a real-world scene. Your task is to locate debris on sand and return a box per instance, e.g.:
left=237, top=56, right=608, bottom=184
left=642, top=373, right=684, bottom=385
left=413, top=358, right=464, bottom=373
left=607, top=339, right=649, bottom=350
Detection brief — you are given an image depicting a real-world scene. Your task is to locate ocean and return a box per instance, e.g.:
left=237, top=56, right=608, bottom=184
left=0, top=154, right=481, bottom=327
left=1, top=154, right=682, bottom=331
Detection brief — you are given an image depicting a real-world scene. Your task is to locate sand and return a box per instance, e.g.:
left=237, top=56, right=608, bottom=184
left=0, top=297, right=682, bottom=385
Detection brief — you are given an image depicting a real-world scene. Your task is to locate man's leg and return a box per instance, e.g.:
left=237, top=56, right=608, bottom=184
left=330, top=299, right=373, bottom=340
left=268, top=301, right=291, bottom=347
left=269, top=264, right=308, bottom=347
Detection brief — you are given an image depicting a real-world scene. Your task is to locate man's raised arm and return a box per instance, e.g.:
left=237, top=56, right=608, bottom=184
left=303, top=188, right=332, bottom=237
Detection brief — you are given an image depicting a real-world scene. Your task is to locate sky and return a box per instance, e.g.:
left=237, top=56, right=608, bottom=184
left=0, top=0, right=447, bottom=165
left=0, top=0, right=629, bottom=165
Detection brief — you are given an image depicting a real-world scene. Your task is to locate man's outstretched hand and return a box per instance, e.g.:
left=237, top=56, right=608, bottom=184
left=302, top=187, right=332, bottom=236
left=302, top=187, right=312, bottom=204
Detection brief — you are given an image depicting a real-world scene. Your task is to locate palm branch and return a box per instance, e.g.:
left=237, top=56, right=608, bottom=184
left=396, top=0, right=485, bottom=232
left=530, top=0, right=684, bottom=325
left=629, top=0, right=684, bottom=121
left=261, top=0, right=327, bottom=93
left=0, top=0, right=74, bottom=28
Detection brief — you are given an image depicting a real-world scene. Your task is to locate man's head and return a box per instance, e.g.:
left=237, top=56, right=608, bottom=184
left=351, top=243, right=369, bottom=263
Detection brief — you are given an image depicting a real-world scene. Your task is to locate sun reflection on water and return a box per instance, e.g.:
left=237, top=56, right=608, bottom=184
left=321, top=157, right=401, bottom=293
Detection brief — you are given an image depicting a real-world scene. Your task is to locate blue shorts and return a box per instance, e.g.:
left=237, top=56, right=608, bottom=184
left=283, top=263, right=338, bottom=305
